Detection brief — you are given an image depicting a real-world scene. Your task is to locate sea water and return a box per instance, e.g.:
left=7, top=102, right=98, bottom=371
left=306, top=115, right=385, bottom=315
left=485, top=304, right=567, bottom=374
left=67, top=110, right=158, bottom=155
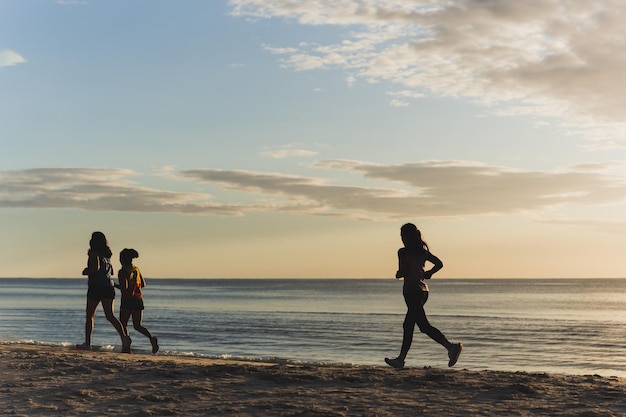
left=1, top=278, right=626, bottom=377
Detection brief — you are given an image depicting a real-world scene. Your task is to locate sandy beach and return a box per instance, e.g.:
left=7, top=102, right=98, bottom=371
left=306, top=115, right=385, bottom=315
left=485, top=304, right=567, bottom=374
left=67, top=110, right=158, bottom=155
left=2, top=343, right=626, bottom=416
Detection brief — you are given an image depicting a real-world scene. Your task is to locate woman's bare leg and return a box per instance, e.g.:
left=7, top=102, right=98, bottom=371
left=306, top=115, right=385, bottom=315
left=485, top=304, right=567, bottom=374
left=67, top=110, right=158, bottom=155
left=119, top=308, right=132, bottom=337
left=131, top=310, right=159, bottom=353
left=84, top=297, right=100, bottom=346
left=101, top=299, right=127, bottom=340
left=131, top=310, right=153, bottom=340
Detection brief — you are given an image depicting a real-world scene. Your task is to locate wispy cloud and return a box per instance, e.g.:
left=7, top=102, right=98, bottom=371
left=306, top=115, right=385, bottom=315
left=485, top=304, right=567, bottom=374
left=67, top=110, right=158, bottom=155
left=389, top=99, right=409, bottom=107
left=180, top=168, right=407, bottom=218
left=0, top=168, right=239, bottom=215
left=317, top=159, right=626, bottom=216
left=230, top=0, right=626, bottom=145
left=0, top=50, right=26, bottom=68
left=182, top=160, right=626, bottom=218
left=261, top=149, right=319, bottom=159
left=3, top=162, right=626, bottom=219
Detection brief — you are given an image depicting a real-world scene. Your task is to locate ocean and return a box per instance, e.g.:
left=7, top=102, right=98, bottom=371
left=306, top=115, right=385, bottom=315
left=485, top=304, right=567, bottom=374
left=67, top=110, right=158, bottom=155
left=1, top=278, right=626, bottom=377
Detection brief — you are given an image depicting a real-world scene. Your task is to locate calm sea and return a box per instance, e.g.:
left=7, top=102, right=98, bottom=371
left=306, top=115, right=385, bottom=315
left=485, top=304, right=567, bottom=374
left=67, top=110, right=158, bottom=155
left=1, top=278, right=626, bottom=377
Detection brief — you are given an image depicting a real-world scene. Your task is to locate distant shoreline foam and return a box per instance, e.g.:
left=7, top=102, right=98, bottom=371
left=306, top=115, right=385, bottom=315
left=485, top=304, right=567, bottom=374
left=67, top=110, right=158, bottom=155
left=0, top=339, right=359, bottom=367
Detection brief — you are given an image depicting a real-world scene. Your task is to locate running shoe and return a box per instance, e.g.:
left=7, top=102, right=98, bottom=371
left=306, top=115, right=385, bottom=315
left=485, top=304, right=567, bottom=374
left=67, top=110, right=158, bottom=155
left=384, top=357, right=405, bottom=369
left=448, top=343, right=463, bottom=367
left=75, top=343, right=92, bottom=351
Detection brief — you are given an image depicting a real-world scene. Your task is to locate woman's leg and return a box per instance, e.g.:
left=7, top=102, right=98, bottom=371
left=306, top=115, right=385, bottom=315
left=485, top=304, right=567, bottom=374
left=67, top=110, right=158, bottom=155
left=84, top=297, right=100, bottom=346
left=131, top=310, right=153, bottom=340
left=391, top=291, right=462, bottom=368
left=398, top=291, right=420, bottom=360
left=131, top=310, right=159, bottom=353
left=101, top=299, right=128, bottom=340
left=119, top=307, right=131, bottom=337
left=414, top=291, right=452, bottom=349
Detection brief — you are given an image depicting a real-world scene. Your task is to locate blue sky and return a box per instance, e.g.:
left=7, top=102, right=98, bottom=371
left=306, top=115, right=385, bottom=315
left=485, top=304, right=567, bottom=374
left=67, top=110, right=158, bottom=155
left=2, top=0, right=626, bottom=278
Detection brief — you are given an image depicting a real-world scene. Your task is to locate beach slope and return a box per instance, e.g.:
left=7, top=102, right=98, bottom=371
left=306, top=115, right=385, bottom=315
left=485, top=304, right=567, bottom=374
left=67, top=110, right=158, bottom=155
left=2, top=343, right=625, bottom=416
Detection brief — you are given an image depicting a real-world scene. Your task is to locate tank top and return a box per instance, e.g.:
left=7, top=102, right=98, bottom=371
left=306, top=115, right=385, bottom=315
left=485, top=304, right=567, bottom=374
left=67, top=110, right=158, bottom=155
left=88, top=255, right=114, bottom=287
left=400, top=248, right=429, bottom=293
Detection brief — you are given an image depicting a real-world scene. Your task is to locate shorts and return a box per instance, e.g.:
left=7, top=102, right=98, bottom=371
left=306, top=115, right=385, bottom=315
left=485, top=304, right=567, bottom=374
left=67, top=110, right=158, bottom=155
left=121, top=297, right=144, bottom=311
left=87, top=285, right=116, bottom=301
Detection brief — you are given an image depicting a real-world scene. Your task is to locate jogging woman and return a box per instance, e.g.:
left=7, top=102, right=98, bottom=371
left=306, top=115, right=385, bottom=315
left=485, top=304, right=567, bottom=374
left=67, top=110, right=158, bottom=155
left=76, top=231, right=131, bottom=352
left=385, top=223, right=462, bottom=369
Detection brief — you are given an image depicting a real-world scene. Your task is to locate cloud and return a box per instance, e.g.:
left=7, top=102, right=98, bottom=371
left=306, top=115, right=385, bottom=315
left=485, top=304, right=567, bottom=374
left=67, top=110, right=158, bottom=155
left=389, top=99, right=409, bottom=107
left=3, top=161, right=626, bottom=219
left=315, top=159, right=626, bottom=216
left=180, top=168, right=407, bottom=218
left=0, top=168, right=241, bottom=215
left=261, top=149, right=319, bottom=159
left=0, top=50, right=26, bottom=68
left=181, top=160, right=626, bottom=219
left=230, top=0, right=626, bottom=145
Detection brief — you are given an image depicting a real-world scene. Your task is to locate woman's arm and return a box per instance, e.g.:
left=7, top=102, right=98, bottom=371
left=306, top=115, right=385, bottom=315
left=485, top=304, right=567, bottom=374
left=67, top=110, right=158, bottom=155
left=395, top=248, right=407, bottom=279
left=118, top=268, right=130, bottom=291
left=423, top=252, right=443, bottom=279
left=82, top=252, right=99, bottom=276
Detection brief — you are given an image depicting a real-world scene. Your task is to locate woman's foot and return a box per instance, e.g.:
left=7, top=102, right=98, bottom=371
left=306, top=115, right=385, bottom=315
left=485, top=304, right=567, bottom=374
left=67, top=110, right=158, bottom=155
left=75, top=342, right=92, bottom=351
left=448, top=343, right=463, bottom=367
left=121, top=335, right=132, bottom=353
left=384, top=357, right=405, bottom=369
left=150, top=336, right=159, bottom=354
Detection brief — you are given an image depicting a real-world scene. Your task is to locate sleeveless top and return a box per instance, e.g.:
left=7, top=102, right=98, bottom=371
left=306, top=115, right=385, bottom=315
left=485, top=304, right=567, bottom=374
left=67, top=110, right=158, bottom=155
left=88, top=255, right=114, bottom=287
left=119, top=265, right=143, bottom=300
left=399, top=247, right=429, bottom=293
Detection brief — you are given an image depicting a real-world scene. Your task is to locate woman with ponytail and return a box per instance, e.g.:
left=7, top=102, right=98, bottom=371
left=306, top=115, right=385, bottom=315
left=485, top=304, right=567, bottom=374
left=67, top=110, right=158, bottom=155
left=385, top=223, right=462, bottom=369
left=76, top=231, right=131, bottom=352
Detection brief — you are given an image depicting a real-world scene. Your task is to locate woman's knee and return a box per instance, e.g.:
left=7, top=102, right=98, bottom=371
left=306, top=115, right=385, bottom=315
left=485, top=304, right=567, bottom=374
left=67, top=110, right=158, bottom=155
left=403, top=318, right=415, bottom=330
left=417, top=323, right=433, bottom=334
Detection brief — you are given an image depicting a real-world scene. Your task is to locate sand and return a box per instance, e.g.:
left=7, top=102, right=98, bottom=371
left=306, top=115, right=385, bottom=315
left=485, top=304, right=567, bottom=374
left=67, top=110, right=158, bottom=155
left=2, top=343, right=626, bottom=416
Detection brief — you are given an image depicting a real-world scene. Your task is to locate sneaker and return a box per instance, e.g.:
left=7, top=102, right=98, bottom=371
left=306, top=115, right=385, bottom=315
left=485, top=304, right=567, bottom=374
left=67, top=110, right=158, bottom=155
left=448, top=343, right=463, bottom=367
left=75, top=343, right=92, bottom=351
left=150, top=336, right=159, bottom=354
left=121, top=335, right=132, bottom=353
left=385, top=357, right=405, bottom=369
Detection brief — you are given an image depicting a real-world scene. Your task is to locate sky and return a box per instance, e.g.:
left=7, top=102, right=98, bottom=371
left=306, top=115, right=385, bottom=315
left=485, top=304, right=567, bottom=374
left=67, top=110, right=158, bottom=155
left=2, top=0, right=626, bottom=279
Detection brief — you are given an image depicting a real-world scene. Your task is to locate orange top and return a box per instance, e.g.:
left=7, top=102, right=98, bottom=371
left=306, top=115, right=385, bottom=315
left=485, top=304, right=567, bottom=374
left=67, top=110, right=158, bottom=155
left=118, top=265, right=143, bottom=299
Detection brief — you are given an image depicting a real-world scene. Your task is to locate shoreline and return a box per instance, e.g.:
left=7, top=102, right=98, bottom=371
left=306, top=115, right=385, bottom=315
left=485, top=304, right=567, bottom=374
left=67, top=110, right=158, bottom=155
left=3, top=343, right=626, bottom=416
